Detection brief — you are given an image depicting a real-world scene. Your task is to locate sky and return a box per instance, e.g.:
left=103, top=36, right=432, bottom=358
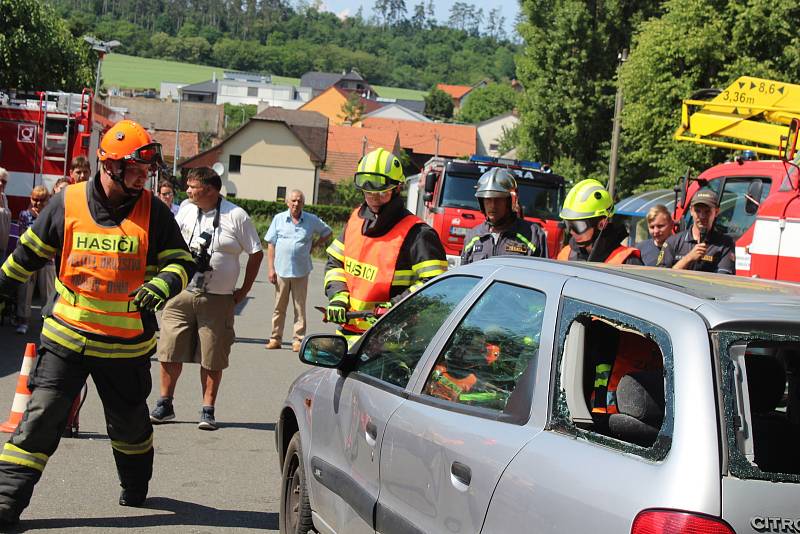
left=315, top=0, right=521, bottom=34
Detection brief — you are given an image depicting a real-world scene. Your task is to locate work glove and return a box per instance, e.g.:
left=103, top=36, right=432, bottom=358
left=326, top=293, right=349, bottom=324
left=373, top=302, right=392, bottom=317
left=129, top=280, right=169, bottom=312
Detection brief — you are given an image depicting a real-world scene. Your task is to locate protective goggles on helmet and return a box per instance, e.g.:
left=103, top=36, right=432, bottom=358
left=564, top=217, right=603, bottom=235
left=124, top=143, right=164, bottom=166
left=354, top=172, right=399, bottom=193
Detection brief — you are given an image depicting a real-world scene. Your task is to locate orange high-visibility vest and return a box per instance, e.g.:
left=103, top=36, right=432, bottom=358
left=54, top=182, right=151, bottom=339
left=557, top=244, right=640, bottom=264
left=341, top=208, right=421, bottom=331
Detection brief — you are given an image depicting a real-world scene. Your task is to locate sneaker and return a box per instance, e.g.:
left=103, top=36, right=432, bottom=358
left=15, top=323, right=27, bottom=335
left=292, top=340, right=302, bottom=352
left=265, top=338, right=281, bottom=350
left=149, top=398, right=175, bottom=423
left=198, top=407, right=217, bottom=431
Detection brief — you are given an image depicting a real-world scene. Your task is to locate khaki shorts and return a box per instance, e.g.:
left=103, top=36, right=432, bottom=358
left=157, top=291, right=235, bottom=371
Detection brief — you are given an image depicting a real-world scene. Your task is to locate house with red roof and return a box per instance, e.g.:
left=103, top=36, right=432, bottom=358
left=436, top=80, right=489, bottom=112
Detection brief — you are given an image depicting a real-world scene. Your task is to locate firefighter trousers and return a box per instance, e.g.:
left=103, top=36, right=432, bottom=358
left=0, top=346, right=154, bottom=518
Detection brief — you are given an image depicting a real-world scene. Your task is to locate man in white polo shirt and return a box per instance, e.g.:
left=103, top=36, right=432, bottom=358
left=151, top=166, right=263, bottom=430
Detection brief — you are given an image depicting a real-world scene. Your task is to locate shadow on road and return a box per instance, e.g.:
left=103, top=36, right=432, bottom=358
left=12, top=497, right=279, bottom=531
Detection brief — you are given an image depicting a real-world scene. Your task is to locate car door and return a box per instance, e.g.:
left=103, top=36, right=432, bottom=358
left=307, top=275, right=481, bottom=534
left=375, top=267, right=565, bottom=534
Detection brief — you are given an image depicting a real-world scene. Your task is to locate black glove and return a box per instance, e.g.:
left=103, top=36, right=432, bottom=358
left=129, top=280, right=169, bottom=312
left=325, top=293, right=348, bottom=324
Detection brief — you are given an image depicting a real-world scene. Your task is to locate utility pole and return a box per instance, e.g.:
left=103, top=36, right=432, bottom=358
left=435, top=132, right=440, bottom=158
left=608, top=48, right=628, bottom=199
left=173, top=88, right=182, bottom=177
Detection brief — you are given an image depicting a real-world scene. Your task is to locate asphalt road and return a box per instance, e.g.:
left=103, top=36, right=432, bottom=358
left=0, top=258, right=335, bottom=532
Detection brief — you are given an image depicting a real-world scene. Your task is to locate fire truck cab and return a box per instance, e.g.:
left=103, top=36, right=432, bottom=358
left=410, top=155, right=565, bottom=267
left=673, top=76, right=800, bottom=282
left=0, top=90, right=93, bottom=215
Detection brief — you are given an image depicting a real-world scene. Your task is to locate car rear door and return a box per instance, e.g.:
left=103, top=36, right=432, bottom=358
left=307, top=275, right=481, bottom=534
left=375, top=267, right=565, bottom=534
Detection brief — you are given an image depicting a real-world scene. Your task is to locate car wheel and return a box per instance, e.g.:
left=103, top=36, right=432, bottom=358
left=279, top=432, right=313, bottom=534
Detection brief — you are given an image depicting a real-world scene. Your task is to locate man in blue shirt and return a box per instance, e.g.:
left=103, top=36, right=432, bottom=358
left=265, top=189, right=332, bottom=351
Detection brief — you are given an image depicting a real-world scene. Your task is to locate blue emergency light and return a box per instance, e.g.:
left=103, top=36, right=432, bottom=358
left=468, top=154, right=546, bottom=171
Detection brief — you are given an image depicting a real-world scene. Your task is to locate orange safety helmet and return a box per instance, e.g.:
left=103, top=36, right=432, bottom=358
left=97, top=120, right=163, bottom=165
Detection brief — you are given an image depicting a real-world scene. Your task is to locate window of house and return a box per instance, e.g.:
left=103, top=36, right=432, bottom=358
left=229, top=155, right=241, bottom=173
left=554, top=299, right=670, bottom=456
left=247, top=86, right=258, bottom=97
left=276, top=186, right=286, bottom=201
left=421, top=282, right=546, bottom=414
left=356, top=276, right=480, bottom=389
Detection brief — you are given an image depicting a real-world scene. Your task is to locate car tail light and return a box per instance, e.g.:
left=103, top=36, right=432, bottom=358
left=631, top=509, right=735, bottom=534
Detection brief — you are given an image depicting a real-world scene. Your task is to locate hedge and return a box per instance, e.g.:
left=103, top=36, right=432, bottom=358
left=229, top=198, right=354, bottom=224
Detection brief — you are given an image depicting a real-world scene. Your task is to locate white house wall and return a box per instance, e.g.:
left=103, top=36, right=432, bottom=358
left=218, top=121, right=317, bottom=202
left=476, top=114, right=519, bottom=157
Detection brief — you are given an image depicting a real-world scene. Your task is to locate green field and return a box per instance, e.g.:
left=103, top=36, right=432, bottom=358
left=103, top=53, right=425, bottom=100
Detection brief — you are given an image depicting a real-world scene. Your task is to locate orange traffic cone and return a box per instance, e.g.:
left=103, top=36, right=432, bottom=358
left=0, top=343, right=37, bottom=433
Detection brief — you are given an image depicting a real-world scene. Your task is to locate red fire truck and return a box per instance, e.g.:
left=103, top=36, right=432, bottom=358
left=673, top=76, right=800, bottom=282
left=0, top=90, right=94, bottom=215
left=409, top=155, right=565, bottom=266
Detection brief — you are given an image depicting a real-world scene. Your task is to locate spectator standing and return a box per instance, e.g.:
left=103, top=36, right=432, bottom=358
left=636, top=205, right=674, bottom=266
left=265, top=190, right=332, bottom=352
left=14, top=186, right=55, bottom=334
left=151, top=167, right=263, bottom=430
left=657, top=188, right=735, bottom=274
left=157, top=179, right=180, bottom=215
left=51, top=178, right=70, bottom=195
left=0, top=169, right=10, bottom=261
left=68, top=156, right=91, bottom=184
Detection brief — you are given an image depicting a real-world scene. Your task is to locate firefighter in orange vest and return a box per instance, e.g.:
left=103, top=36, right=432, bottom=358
left=324, top=148, right=447, bottom=345
left=0, top=120, right=195, bottom=525
left=557, top=179, right=642, bottom=265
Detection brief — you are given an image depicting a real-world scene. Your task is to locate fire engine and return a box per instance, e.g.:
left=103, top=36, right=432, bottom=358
left=408, top=155, right=565, bottom=266
left=674, top=76, right=800, bottom=281
left=0, top=90, right=94, bottom=215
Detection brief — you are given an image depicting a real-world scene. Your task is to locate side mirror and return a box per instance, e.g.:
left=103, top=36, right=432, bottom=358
left=424, top=171, right=437, bottom=194
left=744, top=179, right=763, bottom=215
left=787, top=118, right=800, bottom=161
left=299, top=334, right=348, bottom=368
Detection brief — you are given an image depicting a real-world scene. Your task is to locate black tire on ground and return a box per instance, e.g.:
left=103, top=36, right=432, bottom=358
left=279, top=432, right=314, bottom=534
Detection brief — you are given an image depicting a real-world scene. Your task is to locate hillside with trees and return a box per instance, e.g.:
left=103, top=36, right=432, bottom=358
left=515, top=0, right=800, bottom=194
left=47, top=0, right=518, bottom=91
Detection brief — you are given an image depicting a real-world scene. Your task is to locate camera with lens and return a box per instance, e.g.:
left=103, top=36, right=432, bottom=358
left=191, top=231, right=213, bottom=287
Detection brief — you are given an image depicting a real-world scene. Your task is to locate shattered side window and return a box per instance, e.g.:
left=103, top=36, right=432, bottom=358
left=717, top=332, right=800, bottom=482
left=550, top=298, right=674, bottom=461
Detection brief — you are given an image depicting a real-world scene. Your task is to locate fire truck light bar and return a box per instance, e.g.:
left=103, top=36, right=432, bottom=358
left=468, top=154, right=546, bottom=171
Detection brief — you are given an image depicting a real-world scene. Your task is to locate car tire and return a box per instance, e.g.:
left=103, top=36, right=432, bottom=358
left=279, top=432, right=313, bottom=534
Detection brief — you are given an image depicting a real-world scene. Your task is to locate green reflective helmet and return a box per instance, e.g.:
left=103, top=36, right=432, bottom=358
left=560, top=179, right=614, bottom=221
left=354, top=148, right=405, bottom=192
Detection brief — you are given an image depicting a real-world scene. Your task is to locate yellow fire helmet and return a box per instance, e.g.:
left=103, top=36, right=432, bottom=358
left=560, top=179, right=614, bottom=220
left=354, top=148, right=405, bottom=192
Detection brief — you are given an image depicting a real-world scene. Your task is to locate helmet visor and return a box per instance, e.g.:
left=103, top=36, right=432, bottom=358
left=127, top=143, right=164, bottom=166
left=564, top=218, right=596, bottom=235
left=354, top=172, right=397, bottom=192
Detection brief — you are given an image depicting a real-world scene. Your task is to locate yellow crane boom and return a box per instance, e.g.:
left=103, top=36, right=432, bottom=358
left=675, top=76, right=800, bottom=157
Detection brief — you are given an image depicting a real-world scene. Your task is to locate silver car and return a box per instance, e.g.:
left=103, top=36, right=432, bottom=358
left=276, top=258, right=800, bottom=534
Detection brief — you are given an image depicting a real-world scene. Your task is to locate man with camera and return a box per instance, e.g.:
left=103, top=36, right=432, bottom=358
left=151, top=167, right=263, bottom=430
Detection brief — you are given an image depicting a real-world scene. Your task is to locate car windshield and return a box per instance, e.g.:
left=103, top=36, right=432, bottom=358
left=717, top=332, right=800, bottom=482
left=441, top=172, right=562, bottom=219
left=682, top=177, right=770, bottom=240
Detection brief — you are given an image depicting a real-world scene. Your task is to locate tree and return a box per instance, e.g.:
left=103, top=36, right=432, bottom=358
left=515, top=0, right=661, bottom=182
left=340, top=91, right=366, bottom=124
left=424, top=86, right=454, bottom=119
left=456, top=83, right=517, bottom=123
left=618, top=0, right=800, bottom=192
left=411, top=2, right=426, bottom=28
left=0, top=0, right=94, bottom=91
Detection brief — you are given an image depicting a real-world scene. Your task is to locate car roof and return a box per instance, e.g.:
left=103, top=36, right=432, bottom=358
left=455, top=257, right=800, bottom=329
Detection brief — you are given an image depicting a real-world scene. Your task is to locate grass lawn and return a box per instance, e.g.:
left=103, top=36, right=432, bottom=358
left=103, top=53, right=424, bottom=100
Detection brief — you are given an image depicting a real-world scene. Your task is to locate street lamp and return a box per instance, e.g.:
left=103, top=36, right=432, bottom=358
left=83, top=36, right=121, bottom=99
